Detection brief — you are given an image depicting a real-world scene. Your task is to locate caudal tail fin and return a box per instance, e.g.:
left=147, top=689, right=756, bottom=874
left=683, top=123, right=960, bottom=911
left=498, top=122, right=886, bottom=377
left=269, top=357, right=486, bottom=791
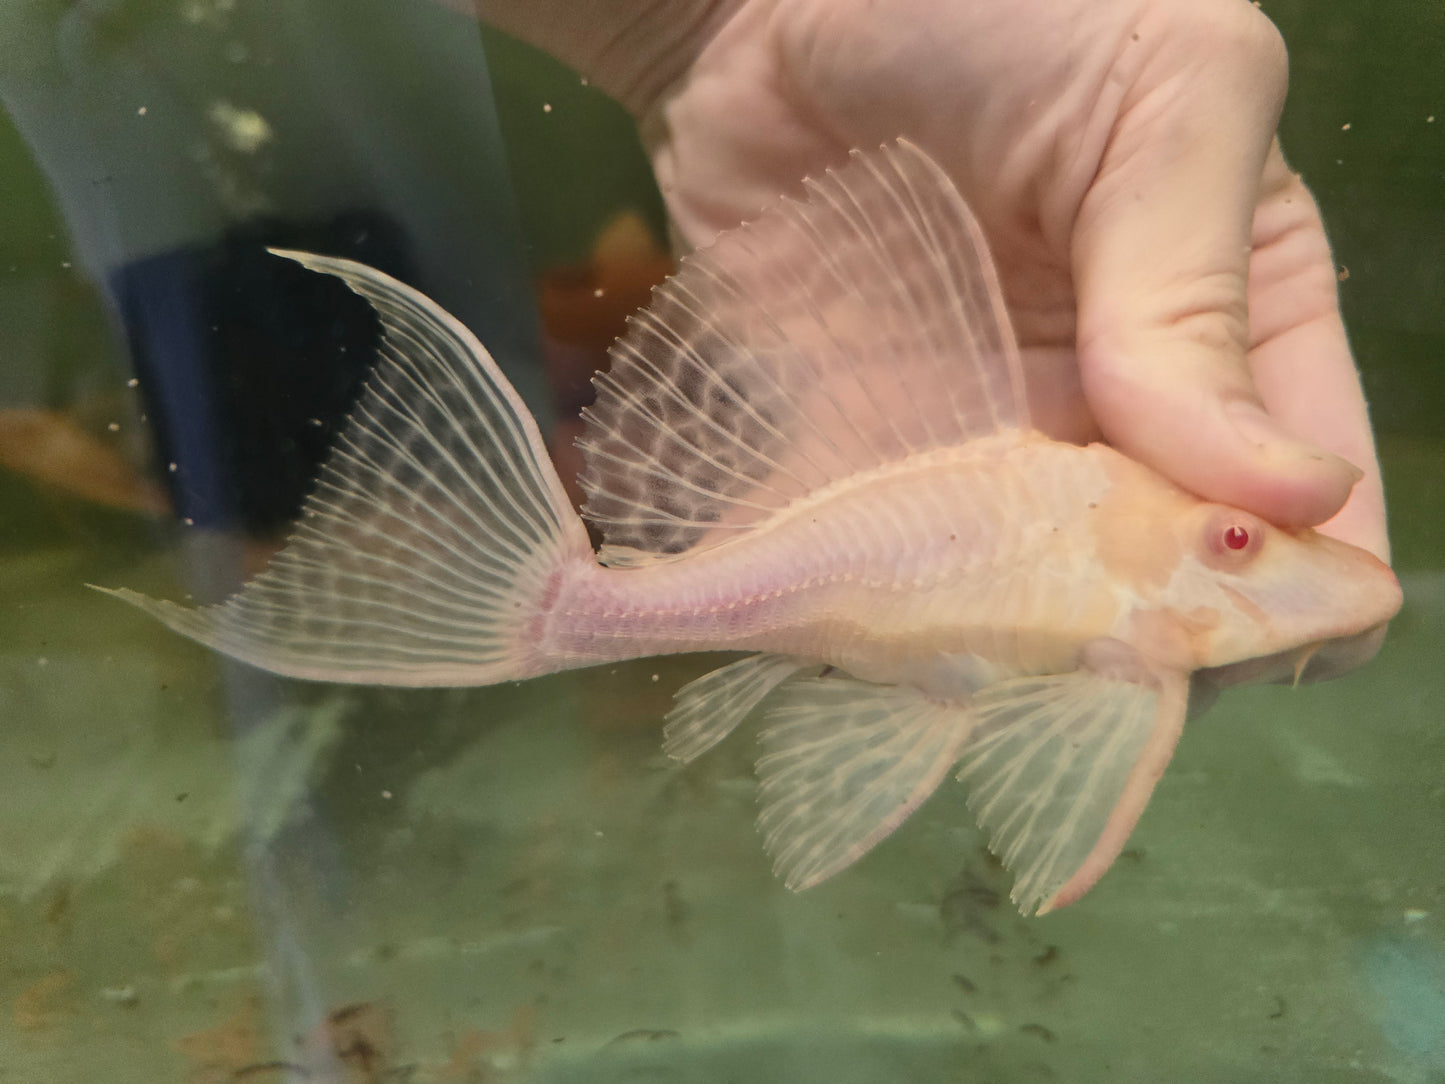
left=95, top=250, right=594, bottom=686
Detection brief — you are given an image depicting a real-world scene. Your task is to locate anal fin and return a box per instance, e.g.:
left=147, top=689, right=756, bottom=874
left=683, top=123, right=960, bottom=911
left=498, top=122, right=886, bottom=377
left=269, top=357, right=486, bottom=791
left=664, top=653, right=810, bottom=763
left=756, top=676, right=975, bottom=891
left=957, top=642, right=1188, bottom=915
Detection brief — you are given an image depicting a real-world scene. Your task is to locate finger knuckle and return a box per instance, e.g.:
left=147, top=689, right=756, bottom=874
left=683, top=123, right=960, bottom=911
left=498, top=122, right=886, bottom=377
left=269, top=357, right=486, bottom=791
left=1182, top=2, right=1289, bottom=88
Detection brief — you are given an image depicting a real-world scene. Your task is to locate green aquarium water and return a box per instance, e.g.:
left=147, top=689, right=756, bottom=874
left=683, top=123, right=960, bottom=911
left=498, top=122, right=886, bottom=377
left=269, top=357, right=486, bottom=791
left=0, top=2, right=1441, bottom=1081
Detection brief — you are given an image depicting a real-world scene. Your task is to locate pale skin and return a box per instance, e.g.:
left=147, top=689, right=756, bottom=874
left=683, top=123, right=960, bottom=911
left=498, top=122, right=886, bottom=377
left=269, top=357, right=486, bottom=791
left=451, top=0, right=1390, bottom=670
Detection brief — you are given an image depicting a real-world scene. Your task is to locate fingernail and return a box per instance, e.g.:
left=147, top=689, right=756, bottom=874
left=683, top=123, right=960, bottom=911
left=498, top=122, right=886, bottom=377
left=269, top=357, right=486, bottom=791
left=1225, top=401, right=1360, bottom=480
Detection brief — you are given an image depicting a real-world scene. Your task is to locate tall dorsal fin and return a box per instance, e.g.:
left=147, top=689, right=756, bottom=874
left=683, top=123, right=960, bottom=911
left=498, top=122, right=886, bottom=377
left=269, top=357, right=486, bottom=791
left=578, top=138, right=1028, bottom=567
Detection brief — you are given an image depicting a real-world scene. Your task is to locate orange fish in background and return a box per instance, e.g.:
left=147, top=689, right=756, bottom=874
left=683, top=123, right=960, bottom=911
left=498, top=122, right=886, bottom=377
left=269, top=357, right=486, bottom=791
left=0, top=408, right=169, bottom=516
left=537, top=210, right=674, bottom=512
left=0, top=407, right=289, bottom=579
left=537, top=210, right=674, bottom=350
left=99, top=141, right=1402, bottom=915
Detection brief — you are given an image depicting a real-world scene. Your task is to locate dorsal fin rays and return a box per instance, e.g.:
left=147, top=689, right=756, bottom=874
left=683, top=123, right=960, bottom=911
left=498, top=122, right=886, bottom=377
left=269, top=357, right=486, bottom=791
left=723, top=235, right=901, bottom=467
left=593, top=324, right=815, bottom=496
left=866, top=147, right=1025, bottom=434
left=682, top=257, right=882, bottom=469
left=645, top=280, right=846, bottom=484
left=756, top=207, right=920, bottom=461
left=580, top=139, right=1028, bottom=567
left=805, top=161, right=950, bottom=450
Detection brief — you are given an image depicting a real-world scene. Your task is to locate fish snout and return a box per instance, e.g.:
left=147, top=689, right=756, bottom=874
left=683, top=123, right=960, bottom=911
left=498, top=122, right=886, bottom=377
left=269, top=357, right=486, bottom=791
left=1313, top=536, right=1404, bottom=636
left=1200, top=537, right=1402, bottom=688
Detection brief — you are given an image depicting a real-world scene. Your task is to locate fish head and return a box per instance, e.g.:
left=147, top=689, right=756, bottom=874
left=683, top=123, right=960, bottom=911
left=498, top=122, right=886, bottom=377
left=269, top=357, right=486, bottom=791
left=1127, top=501, right=1402, bottom=680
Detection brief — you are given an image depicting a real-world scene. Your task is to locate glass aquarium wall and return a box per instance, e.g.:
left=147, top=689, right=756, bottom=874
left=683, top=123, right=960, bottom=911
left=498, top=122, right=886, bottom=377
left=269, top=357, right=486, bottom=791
left=0, top=2, right=1440, bottom=1081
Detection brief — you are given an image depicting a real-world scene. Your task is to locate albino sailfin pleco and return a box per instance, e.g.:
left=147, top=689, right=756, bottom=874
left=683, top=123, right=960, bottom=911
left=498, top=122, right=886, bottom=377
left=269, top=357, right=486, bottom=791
left=99, top=140, right=1402, bottom=914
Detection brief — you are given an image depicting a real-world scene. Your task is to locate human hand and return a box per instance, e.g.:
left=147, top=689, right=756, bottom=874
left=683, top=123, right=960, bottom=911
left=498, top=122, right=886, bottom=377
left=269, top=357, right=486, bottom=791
left=641, top=0, right=1382, bottom=550
left=476, top=0, right=1392, bottom=673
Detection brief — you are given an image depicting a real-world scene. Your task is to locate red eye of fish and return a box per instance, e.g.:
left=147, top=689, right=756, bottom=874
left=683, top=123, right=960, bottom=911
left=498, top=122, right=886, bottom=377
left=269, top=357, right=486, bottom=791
left=1201, top=509, right=1265, bottom=568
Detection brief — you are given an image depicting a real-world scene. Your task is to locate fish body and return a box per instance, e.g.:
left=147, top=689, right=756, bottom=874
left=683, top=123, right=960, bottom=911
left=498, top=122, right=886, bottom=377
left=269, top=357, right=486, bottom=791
left=536, top=434, right=1105, bottom=681
left=543, top=433, right=1385, bottom=682
left=101, top=141, right=1402, bottom=913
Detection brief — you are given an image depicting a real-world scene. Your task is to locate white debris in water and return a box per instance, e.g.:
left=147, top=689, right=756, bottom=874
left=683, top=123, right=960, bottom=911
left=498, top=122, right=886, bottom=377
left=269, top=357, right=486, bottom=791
left=206, top=101, right=273, bottom=154
left=180, top=0, right=236, bottom=26
left=137, top=106, right=147, bottom=116
left=543, top=102, right=553, bottom=113
left=98, top=986, right=138, bottom=1006
left=107, top=422, right=120, bottom=432
left=126, top=377, right=139, bottom=388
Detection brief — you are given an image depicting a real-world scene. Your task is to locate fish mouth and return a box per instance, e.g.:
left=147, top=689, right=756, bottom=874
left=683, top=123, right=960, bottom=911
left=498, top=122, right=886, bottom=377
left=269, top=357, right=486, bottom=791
left=1198, top=621, right=1390, bottom=689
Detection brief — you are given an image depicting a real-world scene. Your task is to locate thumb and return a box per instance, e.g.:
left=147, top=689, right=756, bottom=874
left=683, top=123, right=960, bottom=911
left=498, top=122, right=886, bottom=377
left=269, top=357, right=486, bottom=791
left=1071, top=3, right=1360, bottom=529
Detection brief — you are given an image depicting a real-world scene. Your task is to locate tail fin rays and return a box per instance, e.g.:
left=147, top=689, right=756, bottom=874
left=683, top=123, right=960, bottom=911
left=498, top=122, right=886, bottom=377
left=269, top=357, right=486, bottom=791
left=97, top=252, right=592, bottom=686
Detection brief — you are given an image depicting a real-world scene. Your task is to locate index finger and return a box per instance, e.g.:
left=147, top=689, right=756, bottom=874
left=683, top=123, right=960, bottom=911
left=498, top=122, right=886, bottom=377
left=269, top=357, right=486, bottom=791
left=1246, top=143, right=1389, bottom=561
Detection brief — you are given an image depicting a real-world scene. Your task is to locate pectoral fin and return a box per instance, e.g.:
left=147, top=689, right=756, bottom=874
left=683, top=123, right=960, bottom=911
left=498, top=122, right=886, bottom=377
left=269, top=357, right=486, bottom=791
left=755, top=676, right=974, bottom=891
left=957, top=650, right=1188, bottom=915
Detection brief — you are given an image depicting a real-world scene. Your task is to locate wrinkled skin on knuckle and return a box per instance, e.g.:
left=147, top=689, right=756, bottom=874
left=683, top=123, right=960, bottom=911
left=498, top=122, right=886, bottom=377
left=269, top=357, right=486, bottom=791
left=1143, top=0, right=1288, bottom=101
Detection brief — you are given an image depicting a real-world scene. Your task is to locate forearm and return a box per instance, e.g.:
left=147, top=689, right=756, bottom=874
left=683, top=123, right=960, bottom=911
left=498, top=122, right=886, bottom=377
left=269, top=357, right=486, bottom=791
left=462, top=0, right=741, bottom=116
